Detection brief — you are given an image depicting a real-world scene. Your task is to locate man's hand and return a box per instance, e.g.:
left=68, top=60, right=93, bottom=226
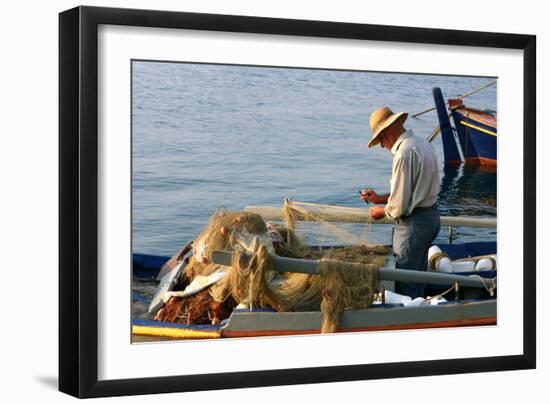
left=360, top=189, right=390, bottom=204
left=369, top=205, right=386, bottom=220
left=360, top=188, right=378, bottom=203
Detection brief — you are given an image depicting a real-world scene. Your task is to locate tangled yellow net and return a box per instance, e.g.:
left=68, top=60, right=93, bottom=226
left=156, top=201, right=390, bottom=333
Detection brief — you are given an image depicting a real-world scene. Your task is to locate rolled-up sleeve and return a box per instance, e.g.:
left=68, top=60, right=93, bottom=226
left=385, top=155, right=412, bottom=220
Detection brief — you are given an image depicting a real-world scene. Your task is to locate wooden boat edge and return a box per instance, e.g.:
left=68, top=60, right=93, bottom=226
left=132, top=300, right=497, bottom=340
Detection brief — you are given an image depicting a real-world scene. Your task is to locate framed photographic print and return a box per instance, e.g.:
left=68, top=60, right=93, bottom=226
left=59, top=6, right=536, bottom=398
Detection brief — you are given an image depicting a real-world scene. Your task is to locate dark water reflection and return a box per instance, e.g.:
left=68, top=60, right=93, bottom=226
left=438, top=165, right=497, bottom=217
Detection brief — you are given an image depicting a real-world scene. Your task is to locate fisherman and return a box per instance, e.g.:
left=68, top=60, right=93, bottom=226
left=360, top=107, right=441, bottom=298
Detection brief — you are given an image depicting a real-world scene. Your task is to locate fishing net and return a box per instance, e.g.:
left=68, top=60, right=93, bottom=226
left=282, top=198, right=378, bottom=247
left=179, top=209, right=269, bottom=280
left=155, top=201, right=390, bottom=333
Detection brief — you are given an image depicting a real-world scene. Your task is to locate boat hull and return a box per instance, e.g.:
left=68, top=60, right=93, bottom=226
left=432, top=88, right=497, bottom=166
left=451, top=109, right=497, bottom=166
left=132, top=300, right=496, bottom=340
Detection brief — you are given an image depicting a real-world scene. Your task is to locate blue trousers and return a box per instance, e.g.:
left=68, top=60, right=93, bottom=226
left=393, top=206, right=441, bottom=299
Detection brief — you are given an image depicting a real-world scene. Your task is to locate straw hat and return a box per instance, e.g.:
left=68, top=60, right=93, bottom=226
left=368, top=107, right=408, bottom=148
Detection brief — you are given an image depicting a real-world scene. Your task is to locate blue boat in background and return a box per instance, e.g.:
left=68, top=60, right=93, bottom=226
left=433, top=87, right=497, bottom=167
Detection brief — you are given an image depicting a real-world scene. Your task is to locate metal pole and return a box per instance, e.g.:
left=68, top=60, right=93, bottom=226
left=211, top=250, right=495, bottom=289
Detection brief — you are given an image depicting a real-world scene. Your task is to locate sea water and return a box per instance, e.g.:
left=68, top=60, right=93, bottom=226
left=132, top=61, right=497, bottom=256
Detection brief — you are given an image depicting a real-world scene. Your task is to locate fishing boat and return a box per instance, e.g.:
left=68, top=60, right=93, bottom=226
left=132, top=201, right=497, bottom=342
left=433, top=87, right=497, bottom=167
left=133, top=241, right=496, bottom=340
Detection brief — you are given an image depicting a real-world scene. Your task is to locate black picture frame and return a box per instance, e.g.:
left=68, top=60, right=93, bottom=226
left=59, top=5, right=536, bottom=398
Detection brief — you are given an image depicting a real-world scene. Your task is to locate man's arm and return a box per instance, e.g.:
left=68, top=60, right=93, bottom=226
left=360, top=189, right=390, bottom=204
left=360, top=190, right=389, bottom=220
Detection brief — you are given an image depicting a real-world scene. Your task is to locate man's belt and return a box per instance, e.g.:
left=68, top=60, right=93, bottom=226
left=395, top=205, right=437, bottom=223
left=409, top=205, right=436, bottom=215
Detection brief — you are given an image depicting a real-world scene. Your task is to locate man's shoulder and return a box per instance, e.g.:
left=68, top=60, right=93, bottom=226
left=405, top=131, right=427, bottom=145
left=395, top=132, right=420, bottom=154
left=395, top=132, right=435, bottom=159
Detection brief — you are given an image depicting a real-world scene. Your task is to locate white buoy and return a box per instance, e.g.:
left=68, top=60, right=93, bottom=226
left=428, top=245, right=453, bottom=273
left=428, top=246, right=496, bottom=273
left=451, top=261, right=476, bottom=272
left=475, top=255, right=497, bottom=271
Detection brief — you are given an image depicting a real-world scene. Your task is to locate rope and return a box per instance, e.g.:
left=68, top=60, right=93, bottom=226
left=428, top=251, right=450, bottom=271
left=412, top=80, right=497, bottom=118
left=455, top=254, right=497, bottom=264
left=468, top=275, right=497, bottom=297
left=422, top=284, right=456, bottom=305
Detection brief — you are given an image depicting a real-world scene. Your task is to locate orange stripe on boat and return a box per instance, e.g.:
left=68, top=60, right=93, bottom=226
left=221, top=317, right=497, bottom=338
left=465, top=157, right=497, bottom=167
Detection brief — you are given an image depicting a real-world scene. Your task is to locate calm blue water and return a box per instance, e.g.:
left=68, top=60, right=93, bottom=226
left=132, top=61, right=497, bottom=256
